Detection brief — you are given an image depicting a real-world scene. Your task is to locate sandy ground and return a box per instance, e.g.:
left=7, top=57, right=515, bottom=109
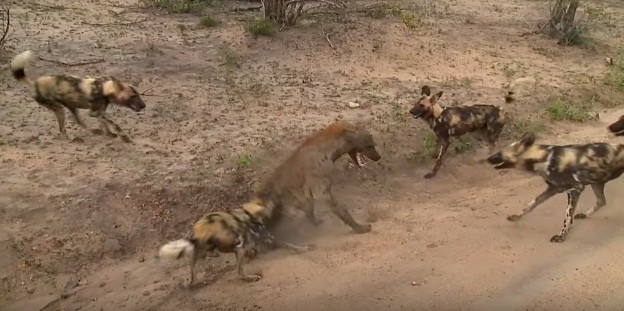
left=1, top=0, right=624, bottom=310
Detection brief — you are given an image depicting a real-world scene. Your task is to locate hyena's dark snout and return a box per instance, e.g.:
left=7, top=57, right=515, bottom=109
left=487, top=152, right=503, bottom=165
left=608, top=117, right=624, bottom=135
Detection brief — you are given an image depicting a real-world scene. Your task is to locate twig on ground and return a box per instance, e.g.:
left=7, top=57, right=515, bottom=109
left=322, top=30, right=335, bottom=49
left=37, top=56, right=105, bottom=67
left=139, top=86, right=158, bottom=96
left=82, top=17, right=149, bottom=26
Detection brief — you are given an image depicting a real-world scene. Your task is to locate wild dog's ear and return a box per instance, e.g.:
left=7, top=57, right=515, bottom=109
left=431, top=91, right=443, bottom=103
left=520, top=132, right=536, bottom=146
left=110, top=76, right=125, bottom=89
left=421, top=85, right=431, bottom=96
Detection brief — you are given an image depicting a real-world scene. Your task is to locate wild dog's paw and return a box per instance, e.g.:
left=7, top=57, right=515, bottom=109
left=550, top=234, right=566, bottom=243
left=106, top=132, right=118, bottom=138
left=573, top=213, right=587, bottom=220
left=354, top=224, right=372, bottom=234
left=310, top=218, right=324, bottom=226
left=506, top=214, right=522, bottom=222
left=424, top=172, right=436, bottom=179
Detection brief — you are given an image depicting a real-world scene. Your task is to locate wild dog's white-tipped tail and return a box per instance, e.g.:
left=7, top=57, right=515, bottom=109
left=505, top=76, right=536, bottom=103
left=158, top=239, right=195, bottom=261
left=10, top=50, right=35, bottom=84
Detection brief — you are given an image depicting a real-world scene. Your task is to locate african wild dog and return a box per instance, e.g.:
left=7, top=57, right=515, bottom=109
left=9, top=50, right=145, bottom=142
left=159, top=198, right=311, bottom=285
left=607, top=114, right=624, bottom=136
left=487, top=132, right=624, bottom=243
left=159, top=122, right=381, bottom=284
left=409, top=85, right=506, bottom=178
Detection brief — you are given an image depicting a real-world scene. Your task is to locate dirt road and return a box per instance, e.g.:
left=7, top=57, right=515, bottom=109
left=2, top=0, right=624, bottom=310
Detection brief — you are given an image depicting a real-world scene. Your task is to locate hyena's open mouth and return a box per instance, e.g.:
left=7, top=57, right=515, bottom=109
left=356, top=152, right=367, bottom=167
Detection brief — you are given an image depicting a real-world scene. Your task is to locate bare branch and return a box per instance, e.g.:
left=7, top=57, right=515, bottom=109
left=0, top=6, right=9, bottom=47
left=37, top=56, right=105, bottom=67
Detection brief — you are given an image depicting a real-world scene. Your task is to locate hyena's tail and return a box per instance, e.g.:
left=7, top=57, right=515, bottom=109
left=158, top=239, right=195, bottom=261
left=10, top=50, right=35, bottom=85
left=504, top=77, right=536, bottom=103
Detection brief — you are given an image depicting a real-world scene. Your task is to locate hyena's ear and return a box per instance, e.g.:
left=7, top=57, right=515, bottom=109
left=520, top=132, right=536, bottom=146
left=421, top=85, right=431, bottom=96
left=431, top=91, right=443, bottom=104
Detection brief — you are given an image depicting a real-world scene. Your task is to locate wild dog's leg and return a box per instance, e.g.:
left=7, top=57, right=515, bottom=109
left=235, top=246, right=262, bottom=282
left=189, top=245, right=200, bottom=285
left=68, top=108, right=88, bottom=129
left=574, top=183, right=606, bottom=219
left=551, top=186, right=584, bottom=243
left=51, top=107, right=68, bottom=138
left=101, top=114, right=132, bottom=143
left=507, top=185, right=562, bottom=221
left=425, top=137, right=450, bottom=179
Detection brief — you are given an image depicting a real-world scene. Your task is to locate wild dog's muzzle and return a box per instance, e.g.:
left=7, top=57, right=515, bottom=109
left=409, top=106, right=427, bottom=119
left=487, top=151, right=513, bottom=169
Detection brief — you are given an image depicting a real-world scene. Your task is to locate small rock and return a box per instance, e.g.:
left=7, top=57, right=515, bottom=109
left=348, top=102, right=360, bottom=109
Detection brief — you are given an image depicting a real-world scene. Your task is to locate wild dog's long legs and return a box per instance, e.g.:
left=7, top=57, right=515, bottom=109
left=551, top=186, right=584, bottom=243
left=574, top=183, right=606, bottom=219
left=189, top=245, right=200, bottom=285
left=235, top=247, right=262, bottom=282
left=68, top=108, right=87, bottom=129
left=507, top=185, right=562, bottom=221
left=425, top=137, right=450, bottom=179
left=101, top=114, right=132, bottom=143
left=51, top=107, right=68, bottom=137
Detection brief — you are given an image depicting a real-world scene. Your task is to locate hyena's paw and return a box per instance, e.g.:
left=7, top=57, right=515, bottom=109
left=424, top=172, right=437, bottom=179
left=106, top=132, right=118, bottom=138
left=573, top=213, right=587, bottom=220
left=120, top=135, right=133, bottom=143
left=354, top=224, right=372, bottom=234
left=242, top=273, right=262, bottom=282
left=507, top=214, right=522, bottom=222
left=550, top=234, right=566, bottom=243
left=91, top=129, right=104, bottom=135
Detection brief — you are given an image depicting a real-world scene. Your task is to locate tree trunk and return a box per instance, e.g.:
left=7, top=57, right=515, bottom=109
left=546, top=0, right=581, bottom=45
left=264, top=0, right=304, bottom=26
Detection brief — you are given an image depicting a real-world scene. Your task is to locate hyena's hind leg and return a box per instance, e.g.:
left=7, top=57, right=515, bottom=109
left=303, top=201, right=323, bottom=226
left=507, top=185, right=562, bottom=221
left=574, top=183, right=606, bottom=219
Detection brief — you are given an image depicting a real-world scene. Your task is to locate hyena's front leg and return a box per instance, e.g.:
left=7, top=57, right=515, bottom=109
left=261, top=229, right=314, bottom=253
left=508, top=185, right=561, bottom=221
left=574, top=183, right=606, bottom=219
left=326, top=194, right=371, bottom=234
left=303, top=201, right=323, bottom=226
left=424, top=137, right=450, bottom=179
left=551, top=186, right=584, bottom=243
